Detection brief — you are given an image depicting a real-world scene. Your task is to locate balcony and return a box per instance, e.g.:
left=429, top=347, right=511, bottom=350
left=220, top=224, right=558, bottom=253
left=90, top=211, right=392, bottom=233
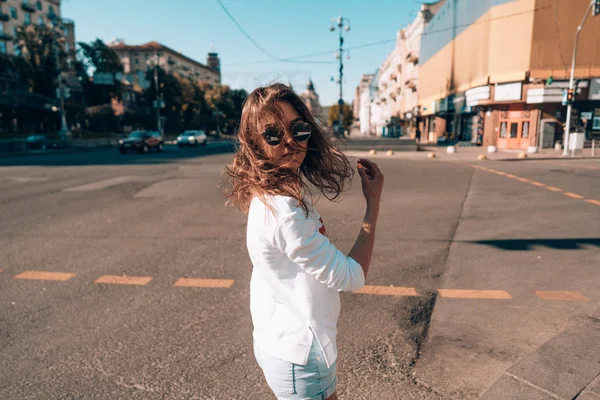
left=406, top=52, right=419, bottom=65
left=0, top=32, right=13, bottom=41
left=22, top=1, right=36, bottom=13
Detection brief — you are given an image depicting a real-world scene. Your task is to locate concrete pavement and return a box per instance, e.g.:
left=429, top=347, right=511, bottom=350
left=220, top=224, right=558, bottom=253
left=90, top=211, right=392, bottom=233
left=0, top=149, right=599, bottom=399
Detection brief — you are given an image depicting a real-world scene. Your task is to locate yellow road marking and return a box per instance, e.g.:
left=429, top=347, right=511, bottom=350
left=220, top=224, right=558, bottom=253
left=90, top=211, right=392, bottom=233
left=585, top=199, right=600, bottom=206
left=535, top=291, right=589, bottom=302
left=516, top=177, right=532, bottom=183
left=564, top=192, right=585, bottom=199
left=15, top=271, right=75, bottom=281
left=95, top=275, right=152, bottom=286
left=529, top=181, right=546, bottom=187
left=545, top=186, right=562, bottom=192
left=354, top=285, right=418, bottom=296
left=174, top=278, right=234, bottom=288
left=505, top=174, right=517, bottom=179
left=438, top=289, right=512, bottom=299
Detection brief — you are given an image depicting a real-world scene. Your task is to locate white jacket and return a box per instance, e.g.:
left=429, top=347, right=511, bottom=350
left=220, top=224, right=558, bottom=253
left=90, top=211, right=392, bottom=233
left=247, top=195, right=365, bottom=368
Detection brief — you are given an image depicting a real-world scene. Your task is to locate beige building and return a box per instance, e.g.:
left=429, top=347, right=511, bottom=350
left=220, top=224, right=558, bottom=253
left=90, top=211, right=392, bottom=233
left=109, top=40, right=221, bottom=88
left=0, top=0, right=75, bottom=55
left=299, top=79, right=323, bottom=124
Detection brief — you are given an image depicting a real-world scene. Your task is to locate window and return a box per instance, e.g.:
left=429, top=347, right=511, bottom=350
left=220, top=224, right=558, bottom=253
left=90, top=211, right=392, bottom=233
left=521, top=121, right=530, bottom=138
left=593, top=117, right=600, bottom=130
left=23, top=0, right=29, bottom=4
left=500, top=121, right=507, bottom=138
left=0, top=42, right=6, bottom=54
left=24, top=13, right=30, bottom=26
left=135, top=58, right=139, bottom=65
left=10, top=7, right=17, bottom=19
left=63, top=26, right=68, bottom=36
left=510, top=122, right=518, bottom=138
left=37, top=15, right=44, bottom=25
left=65, top=42, right=70, bottom=52
left=0, top=22, right=4, bottom=34
left=36, top=1, right=42, bottom=10
left=14, top=45, right=20, bottom=56
left=13, top=26, right=18, bottom=36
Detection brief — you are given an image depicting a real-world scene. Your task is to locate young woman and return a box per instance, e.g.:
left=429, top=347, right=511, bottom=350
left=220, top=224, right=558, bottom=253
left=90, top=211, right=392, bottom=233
left=226, top=83, right=384, bottom=400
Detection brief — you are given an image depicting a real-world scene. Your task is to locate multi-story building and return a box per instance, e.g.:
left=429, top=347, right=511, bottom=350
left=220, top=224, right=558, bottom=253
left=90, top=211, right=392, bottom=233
left=355, top=73, right=375, bottom=135
left=397, top=1, right=445, bottom=140
left=109, top=40, right=221, bottom=89
left=373, top=41, right=402, bottom=137
left=299, top=79, right=324, bottom=124
left=418, top=0, right=600, bottom=149
left=0, top=0, right=75, bottom=55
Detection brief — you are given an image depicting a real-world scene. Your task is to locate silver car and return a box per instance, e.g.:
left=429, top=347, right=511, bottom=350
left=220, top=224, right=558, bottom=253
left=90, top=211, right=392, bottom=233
left=177, top=130, right=207, bottom=147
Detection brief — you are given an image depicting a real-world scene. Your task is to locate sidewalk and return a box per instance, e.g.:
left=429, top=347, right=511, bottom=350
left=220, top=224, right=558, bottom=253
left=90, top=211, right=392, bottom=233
left=345, top=145, right=600, bottom=162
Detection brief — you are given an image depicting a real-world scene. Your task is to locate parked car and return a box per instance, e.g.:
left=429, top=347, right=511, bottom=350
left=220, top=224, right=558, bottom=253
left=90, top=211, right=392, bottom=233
left=119, top=131, right=163, bottom=154
left=24, top=135, right=62, bottom=150
left=177, top=130, right=207, bottom=147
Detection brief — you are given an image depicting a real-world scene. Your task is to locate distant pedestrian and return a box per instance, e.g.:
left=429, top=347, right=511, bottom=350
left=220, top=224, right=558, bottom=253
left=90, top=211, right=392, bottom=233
left=225, top=83, right=384, bottom=400
left=415, top=125, right=421, bottom=143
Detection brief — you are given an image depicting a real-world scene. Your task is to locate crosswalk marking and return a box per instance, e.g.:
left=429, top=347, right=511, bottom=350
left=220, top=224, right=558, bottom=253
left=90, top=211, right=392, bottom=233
left=174, top=278, right=234, bottom=288
left=14, top=271, right=75, bottom=281
left=63, top=176, right=137, bottom=192
left=95, top=275, right=153, bottom=286
left=354, top=285, right=418, bottom=296
left=438, top=289, right=512, bottom=299
left=564, top=192, right=585, bottom=199
left=535, top=291, right=589, bottom=302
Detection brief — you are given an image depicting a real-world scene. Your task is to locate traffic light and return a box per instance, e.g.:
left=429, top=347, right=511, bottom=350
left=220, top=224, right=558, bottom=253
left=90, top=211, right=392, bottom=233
left=594, top=0, right=600, bottom=16
left=567, top=89, right=575, bottom=104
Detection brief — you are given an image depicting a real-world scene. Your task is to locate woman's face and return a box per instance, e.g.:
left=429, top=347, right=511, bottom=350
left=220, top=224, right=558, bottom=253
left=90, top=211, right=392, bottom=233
left=261, top=101, right=309, bottom=171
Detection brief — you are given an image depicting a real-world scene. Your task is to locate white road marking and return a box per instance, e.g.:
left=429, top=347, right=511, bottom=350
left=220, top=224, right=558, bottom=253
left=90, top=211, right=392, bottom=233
left=63, top=176, right=137, bottom=192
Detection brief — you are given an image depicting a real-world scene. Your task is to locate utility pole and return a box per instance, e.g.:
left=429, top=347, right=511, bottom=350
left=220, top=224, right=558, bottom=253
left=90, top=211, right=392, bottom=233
left=151, top=49, right=161, bottom=135
left=51, top=22, right=70, bottom=141
left=330, top=13, right=350, bottom=137
left=562, top=0, right=598, bottom=156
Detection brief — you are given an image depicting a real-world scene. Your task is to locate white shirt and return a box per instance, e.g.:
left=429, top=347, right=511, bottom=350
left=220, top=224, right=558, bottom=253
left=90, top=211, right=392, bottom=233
left=247, top=195, right=365, bottom=368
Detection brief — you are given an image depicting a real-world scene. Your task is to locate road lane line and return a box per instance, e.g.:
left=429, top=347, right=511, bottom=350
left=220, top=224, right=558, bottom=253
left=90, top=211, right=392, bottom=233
left=535, top=291, right=589, bottom=302
left=174, top=278, right=234, bottom=288
left=95, top=275, right=152, bottom=286
left=15, top=271, right=75, bottom=281
left=564, top=192, right=585, bottom=199
left=529, top=181, right=546, bottom=187
left=548, top=162, right=600, bottom=171
left=353, top=285, right=418, bottom=296
left=438, top=289, right=512, bottom=299
left=63, top=176, right=137, bottom=192
left=545, top=186, right=563, bottom=192
left=585, top=199, right=600, bottom=206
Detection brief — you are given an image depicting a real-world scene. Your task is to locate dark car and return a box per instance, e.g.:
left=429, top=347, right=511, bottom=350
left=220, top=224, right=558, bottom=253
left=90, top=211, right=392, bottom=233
left=24, top=135, right=62, bottom=150
left=119, top=131, right=163, bottom=154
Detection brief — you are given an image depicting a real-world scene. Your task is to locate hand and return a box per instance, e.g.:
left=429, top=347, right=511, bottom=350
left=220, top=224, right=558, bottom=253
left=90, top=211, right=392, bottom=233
left=357, top=158, right=384, bottom=206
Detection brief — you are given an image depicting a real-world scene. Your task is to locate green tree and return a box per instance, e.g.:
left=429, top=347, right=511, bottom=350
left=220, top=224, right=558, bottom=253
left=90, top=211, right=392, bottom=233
left=77, top=39, right=124, bottom=105
left=143, top=66, right=184, bottom=134
left=327, top=103, right=353, bottom=131
left=13, top=24, right=67, bottom=98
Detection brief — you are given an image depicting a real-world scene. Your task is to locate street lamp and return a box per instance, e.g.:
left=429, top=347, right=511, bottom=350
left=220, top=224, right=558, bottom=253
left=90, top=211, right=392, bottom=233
left=147, top=51, right=163, bottom=135
left=330, top=13, right=350, bottom=137
left=562, top=0, right=599, bottom=156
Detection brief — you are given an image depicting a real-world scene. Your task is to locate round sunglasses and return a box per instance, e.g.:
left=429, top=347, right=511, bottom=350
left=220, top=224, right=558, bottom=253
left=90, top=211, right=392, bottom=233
left=262, top=121, right=312, bottom=146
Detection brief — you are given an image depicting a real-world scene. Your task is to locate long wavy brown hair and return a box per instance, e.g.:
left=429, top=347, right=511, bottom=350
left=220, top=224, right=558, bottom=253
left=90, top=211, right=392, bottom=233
left=225, top=83, right=353, bottom=214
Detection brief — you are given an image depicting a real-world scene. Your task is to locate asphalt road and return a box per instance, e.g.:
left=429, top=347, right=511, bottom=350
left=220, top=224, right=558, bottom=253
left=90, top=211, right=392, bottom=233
left=0, top=147, right=599, bottom=399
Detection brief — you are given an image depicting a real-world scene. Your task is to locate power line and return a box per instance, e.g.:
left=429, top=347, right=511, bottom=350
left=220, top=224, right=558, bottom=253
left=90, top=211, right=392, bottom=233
left=222, top=5, right=548, bottom=68
left=216, top=0, right=335, bottom=65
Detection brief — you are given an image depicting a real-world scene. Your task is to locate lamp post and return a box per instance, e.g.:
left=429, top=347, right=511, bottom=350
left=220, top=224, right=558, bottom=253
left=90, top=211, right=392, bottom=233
left=562, top=0, right=598, bottom=156
left=330, top=13, right=350, bottom=137
left=147, top=50, right=162, bottom=135
left=50, top=22, right=70, bottom=141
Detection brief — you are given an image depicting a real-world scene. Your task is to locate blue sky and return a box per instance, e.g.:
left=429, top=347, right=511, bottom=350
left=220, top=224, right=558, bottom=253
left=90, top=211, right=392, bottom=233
left=62, top=0, right=416, bottom=106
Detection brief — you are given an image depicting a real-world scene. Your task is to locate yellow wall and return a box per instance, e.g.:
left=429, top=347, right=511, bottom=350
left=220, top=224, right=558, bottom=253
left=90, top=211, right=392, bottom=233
left=530, top=0, right=600, bottom=79
left=419, top=0, right=536, bottom=114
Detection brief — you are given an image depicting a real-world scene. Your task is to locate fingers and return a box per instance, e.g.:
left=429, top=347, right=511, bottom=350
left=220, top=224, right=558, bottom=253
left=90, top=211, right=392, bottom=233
left=357, top=163, right=368, bottom=180
left=358, top=158, right=383, bottom=180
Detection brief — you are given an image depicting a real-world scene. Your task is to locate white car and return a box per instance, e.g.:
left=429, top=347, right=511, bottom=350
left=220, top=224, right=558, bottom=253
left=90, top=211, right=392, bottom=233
left=177, top=130, right=207, bottom=147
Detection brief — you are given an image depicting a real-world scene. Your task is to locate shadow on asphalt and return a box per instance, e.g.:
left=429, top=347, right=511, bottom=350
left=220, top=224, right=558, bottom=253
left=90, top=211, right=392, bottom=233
left=464, top=238, right=600, bottom=251
left=0, top=143, right=237, bottom=167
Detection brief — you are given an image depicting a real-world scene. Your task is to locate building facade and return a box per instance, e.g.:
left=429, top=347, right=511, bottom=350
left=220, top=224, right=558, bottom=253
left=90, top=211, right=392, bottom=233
left=418, top=0, right=600, bottom=149
left=0, top=0, right=74, bottom=55
left=299, top=79, right=324, bottom=124
left=109, top=40, right=221, bottom=89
